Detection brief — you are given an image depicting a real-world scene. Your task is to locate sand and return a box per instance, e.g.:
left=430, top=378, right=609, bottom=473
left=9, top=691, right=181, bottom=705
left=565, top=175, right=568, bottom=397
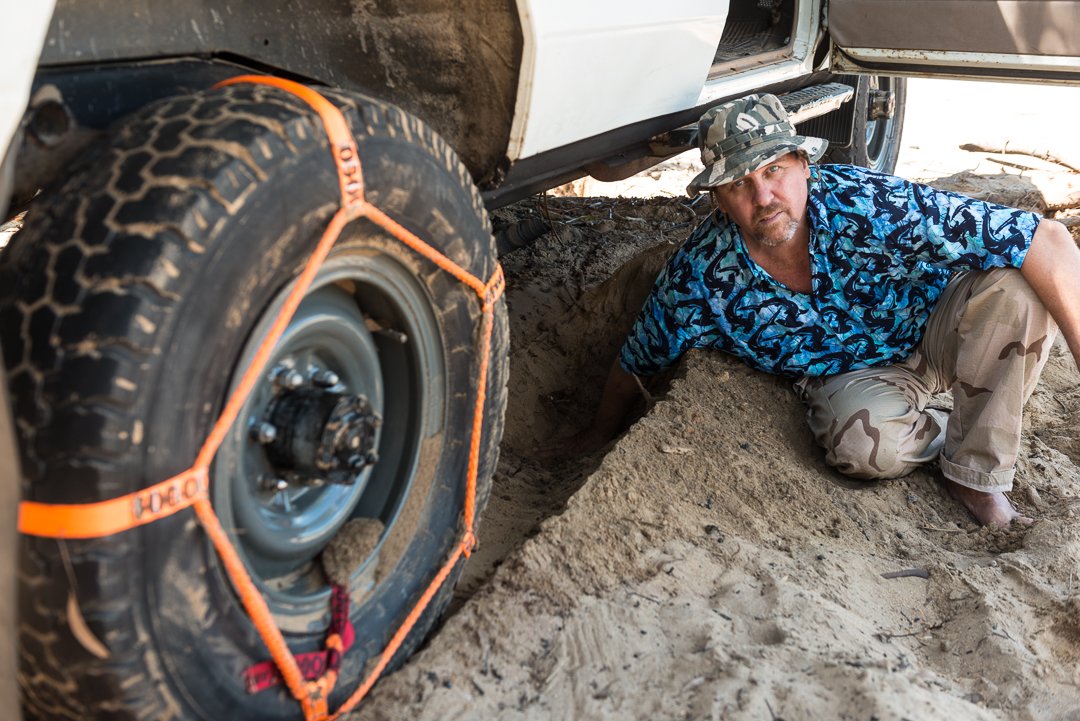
left=347, top=80, right=1080, bottom=721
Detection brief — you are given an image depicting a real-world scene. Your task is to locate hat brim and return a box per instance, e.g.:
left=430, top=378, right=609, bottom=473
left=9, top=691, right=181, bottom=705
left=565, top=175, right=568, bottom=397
left=686, top=135, right=827, bottom=195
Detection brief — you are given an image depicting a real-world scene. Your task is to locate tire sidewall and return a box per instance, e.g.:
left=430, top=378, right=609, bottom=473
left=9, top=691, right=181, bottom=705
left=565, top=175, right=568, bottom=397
left=862, top=75, right=906, bottom=174
left=134, top=96, right=493, bottom=718
left=823, top=75, right=907, bottom=175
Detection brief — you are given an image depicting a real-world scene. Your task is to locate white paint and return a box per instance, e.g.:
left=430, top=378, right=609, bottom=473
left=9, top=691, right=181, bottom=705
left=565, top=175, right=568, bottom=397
left=509, top=0, right=729, bottom=160
left=697, top=0, right=820, bottom=107
left=0, top=0, right=56, bottom=173
left=695, top=57, right=815, bottom=108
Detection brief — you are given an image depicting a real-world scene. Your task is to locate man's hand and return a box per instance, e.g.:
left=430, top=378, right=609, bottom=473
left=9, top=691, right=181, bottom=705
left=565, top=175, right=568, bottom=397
left=534, top=361, right=647, bottom=459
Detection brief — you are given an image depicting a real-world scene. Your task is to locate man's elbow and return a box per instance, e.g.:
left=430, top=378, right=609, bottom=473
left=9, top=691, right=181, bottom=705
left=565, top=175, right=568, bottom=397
left=1023, top=218, right=1075, bottom=271
left=1036, top=218, right=1073, bottom=247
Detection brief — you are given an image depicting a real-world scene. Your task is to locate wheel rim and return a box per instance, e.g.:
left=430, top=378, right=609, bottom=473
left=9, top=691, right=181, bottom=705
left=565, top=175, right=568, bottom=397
left=864, top=76, right=896, bottom=173
left=213, top=248, right=445, bottom=622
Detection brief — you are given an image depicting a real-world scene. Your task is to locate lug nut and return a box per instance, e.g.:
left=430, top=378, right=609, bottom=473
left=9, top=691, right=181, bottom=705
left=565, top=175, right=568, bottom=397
left=376, top=328, right=408, bottom=344
left=249, top=422, right=278, bottom=445
left=271, top=366, right=304, bottom=389
left=312, top=369, right=340, bottom=388
left=261, top=475, right=290, bottom=492
left=345, top=451, right=379, bottom=470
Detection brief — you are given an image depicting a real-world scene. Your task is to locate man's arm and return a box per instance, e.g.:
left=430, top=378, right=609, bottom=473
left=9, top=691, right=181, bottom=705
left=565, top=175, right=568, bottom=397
left=536, top=360, right=645, bottom=458
left=1019, top=219, right=1080, bottom=365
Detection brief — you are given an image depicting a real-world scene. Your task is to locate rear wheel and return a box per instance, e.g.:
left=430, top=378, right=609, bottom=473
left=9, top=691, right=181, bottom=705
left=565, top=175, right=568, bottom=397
left=1, top=83, right=507, bottom=720
left=823, top=75, right=907, bottom=173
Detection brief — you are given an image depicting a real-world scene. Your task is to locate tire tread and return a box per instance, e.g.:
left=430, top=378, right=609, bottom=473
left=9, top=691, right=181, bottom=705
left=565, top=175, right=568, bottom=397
left=3, top=82, right=507, bottom=720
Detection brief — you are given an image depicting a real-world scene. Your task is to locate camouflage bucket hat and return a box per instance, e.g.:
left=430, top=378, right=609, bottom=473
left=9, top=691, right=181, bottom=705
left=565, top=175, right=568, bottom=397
left=686, top=93, right=827, bottom=195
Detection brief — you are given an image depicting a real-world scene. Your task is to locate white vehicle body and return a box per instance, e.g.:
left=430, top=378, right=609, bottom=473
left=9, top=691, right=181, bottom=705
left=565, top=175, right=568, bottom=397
left=507, top=1, right=730, bottom=159
left=7, top=0, right=1080, bottom=205
left=508, top=0, right=826, bottom=161
left=505, top=0, right=1080, bottom=165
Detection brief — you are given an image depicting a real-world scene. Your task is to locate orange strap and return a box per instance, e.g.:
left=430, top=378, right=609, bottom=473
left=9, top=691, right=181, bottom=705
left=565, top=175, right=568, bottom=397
left=16, top=74, right=506, bottom=721
left=17, top=468, right=207, bottom=539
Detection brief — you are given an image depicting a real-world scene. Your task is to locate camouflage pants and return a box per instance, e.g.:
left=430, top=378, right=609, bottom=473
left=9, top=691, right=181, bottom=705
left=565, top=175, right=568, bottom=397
left=795, top=268, right=1057, bottom=493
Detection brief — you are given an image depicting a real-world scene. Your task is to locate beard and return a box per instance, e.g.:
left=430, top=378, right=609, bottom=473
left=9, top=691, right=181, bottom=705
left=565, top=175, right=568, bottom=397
left=749, top=205, right=799, bottom=247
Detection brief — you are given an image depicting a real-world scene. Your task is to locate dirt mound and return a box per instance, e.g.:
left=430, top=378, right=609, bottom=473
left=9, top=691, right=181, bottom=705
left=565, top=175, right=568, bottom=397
left=453, top=195, right=706, bottom=601
left=344, top=90, right=1080, bottom=717
left=351, top=168, right=1080, bottom=720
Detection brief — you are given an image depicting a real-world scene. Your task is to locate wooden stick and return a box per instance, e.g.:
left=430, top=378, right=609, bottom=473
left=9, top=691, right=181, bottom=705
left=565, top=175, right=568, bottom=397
left=959, top=142, right=1080, bottom=172
left=881, top=568, right=930, bottom=580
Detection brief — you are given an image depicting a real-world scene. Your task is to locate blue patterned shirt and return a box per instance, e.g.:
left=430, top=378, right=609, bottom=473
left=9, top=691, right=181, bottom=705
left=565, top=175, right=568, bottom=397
left=620, top=164, right=1040, bottom=379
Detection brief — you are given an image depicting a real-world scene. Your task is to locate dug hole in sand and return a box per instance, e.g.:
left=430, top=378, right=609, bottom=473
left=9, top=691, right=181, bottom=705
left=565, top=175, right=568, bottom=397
left=355, top=81, right=1080, bottom=721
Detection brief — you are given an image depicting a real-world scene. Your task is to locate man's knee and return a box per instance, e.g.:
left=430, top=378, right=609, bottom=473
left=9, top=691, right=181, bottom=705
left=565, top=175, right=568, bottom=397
left=964, top=268, right=1058, bottom=365
left=819, top=410, right=919, bottom=480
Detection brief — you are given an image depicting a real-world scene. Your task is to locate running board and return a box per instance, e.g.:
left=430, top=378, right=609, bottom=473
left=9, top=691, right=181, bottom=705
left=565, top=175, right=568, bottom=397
left=585, top=81, right=854, bottom=183
left=648, top=82, right=855, bottom=158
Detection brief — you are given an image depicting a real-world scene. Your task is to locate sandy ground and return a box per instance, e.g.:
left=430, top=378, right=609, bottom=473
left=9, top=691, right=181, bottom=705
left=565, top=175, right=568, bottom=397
left=346, top=79, right=1080, bottom=721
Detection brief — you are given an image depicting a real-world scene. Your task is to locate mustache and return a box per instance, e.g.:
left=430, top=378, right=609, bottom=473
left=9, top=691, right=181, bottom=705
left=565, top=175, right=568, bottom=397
left=753, top=205, right=786, bottom=224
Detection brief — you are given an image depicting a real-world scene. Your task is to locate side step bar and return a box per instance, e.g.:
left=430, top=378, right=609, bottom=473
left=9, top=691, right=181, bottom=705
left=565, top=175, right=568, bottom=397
left=779, top=81, right=857, bottom=124
left=586, top=82, right=855, bottom=182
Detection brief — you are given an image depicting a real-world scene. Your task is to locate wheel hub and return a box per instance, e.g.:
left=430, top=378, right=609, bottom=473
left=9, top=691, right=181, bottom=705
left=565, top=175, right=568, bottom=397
left=213, top=257, right=440, bottom=617
left=257, top=376, right=383, bottom=487
left=868, top=88, right=895, bottom=121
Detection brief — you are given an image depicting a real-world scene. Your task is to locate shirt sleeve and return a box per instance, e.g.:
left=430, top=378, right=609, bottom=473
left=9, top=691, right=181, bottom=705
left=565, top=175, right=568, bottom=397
left=902, top=179, right=1040, bottom=272
left=618, top=243, right=706, bottom=377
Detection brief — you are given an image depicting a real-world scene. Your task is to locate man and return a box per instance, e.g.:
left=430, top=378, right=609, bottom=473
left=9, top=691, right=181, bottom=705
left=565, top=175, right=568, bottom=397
left=547, top=93, right=1080, bottom=528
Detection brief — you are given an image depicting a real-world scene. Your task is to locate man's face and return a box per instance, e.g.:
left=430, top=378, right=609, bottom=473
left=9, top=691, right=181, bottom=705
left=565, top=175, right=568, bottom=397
left=710, top=152, right=811, bottom=249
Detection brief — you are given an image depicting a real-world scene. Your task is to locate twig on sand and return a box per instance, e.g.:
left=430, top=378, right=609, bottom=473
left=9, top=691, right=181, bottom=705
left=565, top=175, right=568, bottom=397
left=990, top=626, right=1015, bottom=642
left=920, top=525, right=965, bottom=534
left=538, top=193, right=564, bottom=243
left=764, top=699, right=784, bottom=721
left=987, top=156, right=1040, bottom=173
left=628, top=591, right=661, bottom=605
left=881, top=568, right=930, bottom=580
left=877, top=629, right=922, bottom=640
left=959, top=142, right=1080, bottom=172
left=876, top=621, right=944, bottom=642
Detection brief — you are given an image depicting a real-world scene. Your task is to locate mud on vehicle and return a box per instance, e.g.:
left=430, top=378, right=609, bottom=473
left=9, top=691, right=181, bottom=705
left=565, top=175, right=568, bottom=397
left=2, top=0, right=1078, bottom=719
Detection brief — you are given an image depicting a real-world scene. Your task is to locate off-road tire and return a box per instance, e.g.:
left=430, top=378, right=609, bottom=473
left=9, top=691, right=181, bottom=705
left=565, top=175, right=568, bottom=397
left=823, top=75, right=907, bottom=174
left=1, top=83, right=507, bottom=720
left=0, top=373, right=19, bottom=721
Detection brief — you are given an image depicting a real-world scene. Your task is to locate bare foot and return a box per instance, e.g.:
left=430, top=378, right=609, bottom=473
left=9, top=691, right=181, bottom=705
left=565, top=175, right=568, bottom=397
left=944, top=480, right=1034, bottom=528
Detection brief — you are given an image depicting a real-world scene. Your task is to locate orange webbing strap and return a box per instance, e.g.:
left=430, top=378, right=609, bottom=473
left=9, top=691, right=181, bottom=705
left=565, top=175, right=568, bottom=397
left=15, top=76, right=364, bottom=540
left=328, top=541, right=469, bottom=719
left=210, top=76, right=506, bottom=720
left=17, top=468, right=207, bottom=539
left=15, top=73, right=505, bottom=721
left=214, top=76, right=365, bottom=211
left=325, top=293, right=500, bottom=719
